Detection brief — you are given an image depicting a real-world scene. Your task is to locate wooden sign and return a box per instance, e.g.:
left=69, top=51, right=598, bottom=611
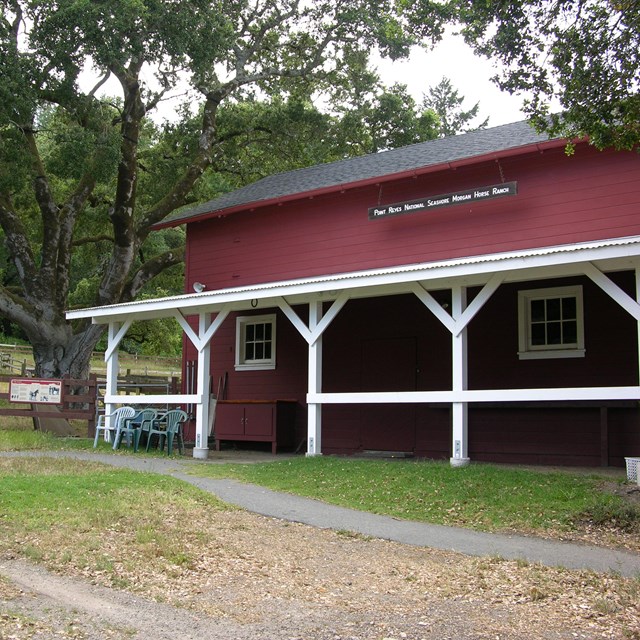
left=369, top=181, right=518, bottom=220
left=10, top=379, right=63, bottom=404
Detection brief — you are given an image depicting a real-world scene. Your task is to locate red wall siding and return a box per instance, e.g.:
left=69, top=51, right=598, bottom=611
left=182, top=308, right=308, bottom=444
left=186, top=145, right=640, bottom=290
left=468, top=272, right=638, bottom=389
left=183, top=143, right=640, bottom=464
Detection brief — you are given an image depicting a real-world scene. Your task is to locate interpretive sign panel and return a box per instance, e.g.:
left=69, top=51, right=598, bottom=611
left=368, top=181, right=518, bottom=220
left=10, top=378, right=63, bottom=404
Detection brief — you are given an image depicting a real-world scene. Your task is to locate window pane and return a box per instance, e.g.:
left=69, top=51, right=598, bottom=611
left=530, top=299, right=545, bottom=322
left=547, top=321, right=562, bottom=344
left=246, top=325, right=255, bottom=341
left=255, top=343, right=264, bottom=359
left=546, top=298, right=561, bottom=321
left=246, top=343, right=255, bottom=360
left=562, top=297, right=576, bottom=319
left=255, top=323, right=264, bottom=340
left=264, top=343, right=272, bottom=359
left=265, top=323, right=272, bottom=340
left=563, top=320, right=577, bottom=344
left=531, top=323, right=546, bottom=345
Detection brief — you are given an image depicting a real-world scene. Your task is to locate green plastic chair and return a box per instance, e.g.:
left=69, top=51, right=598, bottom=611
left=94, top=406, right=136, bottom=448
left=145, top=409, right=188, bottom=455
left=113, top=408, right=157, bottom=452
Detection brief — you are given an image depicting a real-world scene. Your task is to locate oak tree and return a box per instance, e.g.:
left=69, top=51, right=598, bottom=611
left=0, top=0, right=447, bottom=378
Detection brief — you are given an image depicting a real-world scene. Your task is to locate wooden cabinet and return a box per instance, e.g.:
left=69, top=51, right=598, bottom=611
left=214, top=400, right=297, bottom=454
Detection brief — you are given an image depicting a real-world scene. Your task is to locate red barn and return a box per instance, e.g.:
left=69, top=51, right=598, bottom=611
left=69, top=120, right=640, bottom=467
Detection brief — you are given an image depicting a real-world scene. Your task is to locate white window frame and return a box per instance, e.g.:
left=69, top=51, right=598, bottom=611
left=518, top=285, right=585, bottom=360
left=235, top=314, right=276, bottom=371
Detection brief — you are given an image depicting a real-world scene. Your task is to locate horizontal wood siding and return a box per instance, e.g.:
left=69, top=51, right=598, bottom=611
left=182, top=309, right=308, bottom=444
left=468, top=407, right=602, bottom=466
left=187, top=145, right=640, bottom=289
left=468, top=272, right=638, bottom=389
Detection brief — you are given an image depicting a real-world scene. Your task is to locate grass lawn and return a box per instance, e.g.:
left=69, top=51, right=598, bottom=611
left=187, top=455, right=639, bottom=536
left=1, top=443, right=639, bottom=640
left=0, top=455, right=229, bottom=583
left=1, top=424, right=639, bottom=541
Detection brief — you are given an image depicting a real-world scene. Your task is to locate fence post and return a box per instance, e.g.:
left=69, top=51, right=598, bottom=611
left=88, top=373, right=97, bottom=438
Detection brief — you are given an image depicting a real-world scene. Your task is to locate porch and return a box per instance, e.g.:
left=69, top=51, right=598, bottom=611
left=66, top=235, right=640, bottom=466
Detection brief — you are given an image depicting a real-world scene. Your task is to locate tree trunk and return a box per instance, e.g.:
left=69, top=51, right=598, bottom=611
left=30, top=323, right=104, bottom=380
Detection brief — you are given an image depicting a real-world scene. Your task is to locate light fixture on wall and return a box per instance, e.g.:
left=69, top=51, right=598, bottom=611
left=193, top=282, right=206, bottom=293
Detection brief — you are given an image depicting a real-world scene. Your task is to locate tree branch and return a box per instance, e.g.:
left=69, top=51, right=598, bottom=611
left=0, top=193, right=37, bottom=286
left=120, top=245, right=186, bottom=302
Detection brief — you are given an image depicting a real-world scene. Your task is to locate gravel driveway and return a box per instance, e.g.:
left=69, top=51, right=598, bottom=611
left=1, top=451, right=639, bottom=639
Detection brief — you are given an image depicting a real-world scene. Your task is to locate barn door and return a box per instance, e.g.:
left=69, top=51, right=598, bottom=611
left=360, top=337, right=417, bottom=452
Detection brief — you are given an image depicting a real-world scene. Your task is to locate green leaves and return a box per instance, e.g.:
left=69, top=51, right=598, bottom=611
left=449, top=0, right=640, bottom=150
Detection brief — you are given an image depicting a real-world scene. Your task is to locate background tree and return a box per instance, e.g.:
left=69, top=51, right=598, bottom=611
left=424, top=77, right=488, bottom=137
left=0, top=0, right=452, bottom=379
left=444, top=1, right=640, bottom=149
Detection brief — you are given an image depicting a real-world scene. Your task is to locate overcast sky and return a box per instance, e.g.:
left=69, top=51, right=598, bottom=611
left=376, top=34, right=527, bottom=128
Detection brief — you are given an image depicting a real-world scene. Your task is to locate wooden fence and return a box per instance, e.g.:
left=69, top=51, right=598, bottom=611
left=0, top=374, right=98, bottom=435
left=1, top=372, right=182, bottom=437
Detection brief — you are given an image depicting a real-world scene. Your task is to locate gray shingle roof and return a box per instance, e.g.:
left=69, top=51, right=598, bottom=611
left=162, top=119, right=555, bottom=227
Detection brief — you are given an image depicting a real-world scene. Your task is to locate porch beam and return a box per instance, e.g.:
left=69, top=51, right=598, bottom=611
left=582, top=262, right=640, bottom=321
left=172, top=306, right=230, bottom=352
left=409, top=283, right=455, bottom=333
left=411, top=272, right=505, bottom=336
left=104, top=394, right=200, bottom=404
left=103, top=321, right=125, bottom=438
left=276, top=292, right=349, bottom=345
left=451, top=286, right=469, bottom=466
left=307, top=386, right=640, bottom=403
left=104, top=319, right=132, bottom=361
left=454, top=272, right=505, bottom=335
left=193, top=313, right=213, bottom=459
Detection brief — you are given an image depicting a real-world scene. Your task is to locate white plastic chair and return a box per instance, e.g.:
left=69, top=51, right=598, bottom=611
left=93, top=406, right=136, bottom=448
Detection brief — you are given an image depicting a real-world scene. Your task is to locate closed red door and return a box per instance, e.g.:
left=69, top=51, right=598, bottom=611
left=359, top=337, right=417, bottom=452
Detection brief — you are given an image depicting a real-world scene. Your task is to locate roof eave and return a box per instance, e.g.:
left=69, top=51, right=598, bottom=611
left=153, top=137, right=570, bottom=230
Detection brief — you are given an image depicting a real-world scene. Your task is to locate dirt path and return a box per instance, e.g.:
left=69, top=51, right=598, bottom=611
left=0, top=555, right=521, bottom=640
left=1, top=452, right=639, bottom=639
left=2, top=514, right=639, bottom=640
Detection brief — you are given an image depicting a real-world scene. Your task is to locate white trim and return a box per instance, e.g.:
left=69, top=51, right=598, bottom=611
left=517, top=285, right=585, bottom=359
left=276, top=292, right=349, bottom=345
left=105, top=319, right=132, bottom=360
left=307, top=301, right=323, bottom=456
left=104, top=393, right=200, bottom=404
left=583, top=262, right=640, bottom=322
left=66, top=235, right=640, bottom=323
left=517, top=349, right=586, bottom=360
left=307, top=386, right=640, bottom=403
left=235, top=313, right=277, bottom=371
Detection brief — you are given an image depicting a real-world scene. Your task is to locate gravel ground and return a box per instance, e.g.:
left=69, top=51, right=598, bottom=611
left=1, top=451, right=639, bottom=639
left=2, top=508, right=640, bottom=640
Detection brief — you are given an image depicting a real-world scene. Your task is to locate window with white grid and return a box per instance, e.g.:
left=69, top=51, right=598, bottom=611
left=235, top=314, right=276, bottom=370
left=518, top=286, right=585, bottom=359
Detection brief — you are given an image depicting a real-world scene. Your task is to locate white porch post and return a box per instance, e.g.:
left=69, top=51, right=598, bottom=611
left=637, top=265, right=640, bottom=385
left=451, top=285, right=470, bottom=467
left=103, top=322, right=122, bottom=439
left=193, top=313, right=212, bottom=460
left=307, top=301, right=323, bottom=456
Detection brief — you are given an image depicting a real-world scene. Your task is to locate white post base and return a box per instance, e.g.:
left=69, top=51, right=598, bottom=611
left=450, top=457, right=471, bottom=468
left=305, top=452, right=323, bottom=457
left=192, top=447, right=209, bottom=460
